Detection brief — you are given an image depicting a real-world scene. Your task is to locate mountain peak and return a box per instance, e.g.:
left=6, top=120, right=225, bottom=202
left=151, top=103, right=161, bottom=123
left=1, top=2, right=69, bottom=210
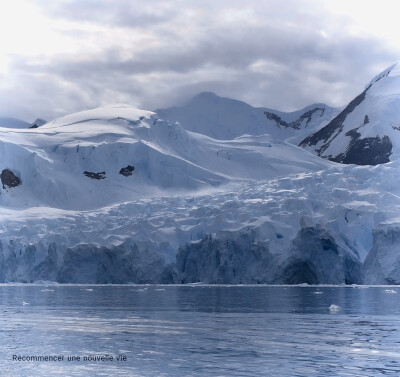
left=157, top=91, right=337, bottom=141
left=45, top=104, right=154, bottom=131
left=192, top=91, right=219, bottom=100
left=30, top=118, right=47, bottom=128
left=366, top=62, right=399, bottom=89
left=300, top=61, right=400, bottom=165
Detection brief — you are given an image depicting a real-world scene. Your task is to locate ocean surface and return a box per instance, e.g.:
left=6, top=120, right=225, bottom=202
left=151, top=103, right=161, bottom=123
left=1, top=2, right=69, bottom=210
left=1, top=285, right=400, bottom=376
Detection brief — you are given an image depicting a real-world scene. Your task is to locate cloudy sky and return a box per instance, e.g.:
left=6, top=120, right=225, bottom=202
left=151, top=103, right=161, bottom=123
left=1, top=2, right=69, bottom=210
left=0, top=0, right=399, bottom=122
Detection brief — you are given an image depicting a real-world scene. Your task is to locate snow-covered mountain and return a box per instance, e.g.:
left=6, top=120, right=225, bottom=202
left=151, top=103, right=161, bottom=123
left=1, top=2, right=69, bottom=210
left=0, top=104, right=331, bottom=210
left=0, top=117, right=30, bottom=129
left=2, top=65, right=400, bottom=285
left=300, top=63, right=400, bottom=165
left=0, top=102, right=348, bottom=284
left=30, top=118, right=46, bottom=128
left=156, top=92, right=338, bottom=141
left=0, top=117, right=46, bottom=129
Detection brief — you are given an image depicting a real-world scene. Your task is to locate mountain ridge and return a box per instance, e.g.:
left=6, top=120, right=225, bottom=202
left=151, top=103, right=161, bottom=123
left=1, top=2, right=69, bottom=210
left=300, top=62, right=400, bottom=165
left=156, top=91, right=338, bottom=141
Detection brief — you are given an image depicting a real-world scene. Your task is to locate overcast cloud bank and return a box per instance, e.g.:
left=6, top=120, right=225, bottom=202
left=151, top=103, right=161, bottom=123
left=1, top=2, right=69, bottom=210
left=0, top=0, right=398, bottom=121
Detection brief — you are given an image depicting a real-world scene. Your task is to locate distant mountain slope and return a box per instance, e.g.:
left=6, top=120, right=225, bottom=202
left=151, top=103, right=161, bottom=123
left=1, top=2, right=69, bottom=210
left=30, top=118, right=47, bottom=128
left=156, top=92, right=338, bottom=141
left=300, top=63, right=400, bottom=165
left=0, top=117, right=30, bottom=129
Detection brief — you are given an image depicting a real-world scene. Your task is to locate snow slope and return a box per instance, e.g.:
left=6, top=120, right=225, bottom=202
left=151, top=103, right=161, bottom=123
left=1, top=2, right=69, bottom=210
left=0, top=104, right=331, bottom=210
left=300, top=63, right=400, bottom=165
left=0, top=117, right=30, bottom=129
left=156, top=92, right=338, bottom=141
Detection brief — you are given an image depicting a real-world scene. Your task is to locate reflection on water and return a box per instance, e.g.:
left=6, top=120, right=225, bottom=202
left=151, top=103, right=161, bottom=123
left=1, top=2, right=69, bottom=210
left=1, top=285, right=400, bottom=376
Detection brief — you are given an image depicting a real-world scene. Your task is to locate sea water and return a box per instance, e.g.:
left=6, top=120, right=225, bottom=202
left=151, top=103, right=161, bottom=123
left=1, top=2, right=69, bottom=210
left=1, top=285, right=400, bottom=376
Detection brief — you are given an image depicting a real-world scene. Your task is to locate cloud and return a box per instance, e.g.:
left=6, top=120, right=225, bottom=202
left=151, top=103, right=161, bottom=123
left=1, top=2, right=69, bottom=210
left=0, top=0, right=398, bottom=121
left=32, top=0, right=177, bottom=28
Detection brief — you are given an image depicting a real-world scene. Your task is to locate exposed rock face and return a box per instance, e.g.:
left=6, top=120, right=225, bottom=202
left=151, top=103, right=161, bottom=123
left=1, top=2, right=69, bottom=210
left=1, top=169, right=21, bottom=188
left=374, top=69, right=391, bottom=82
left=265, top=107, right=325, bottom=130
left=298, top=69, right=396, bottom=166
left=84, top=171, right=106, bottom=180
left=264, top=112, right=290, bottom=128
left=300, top=86, right=371, bottom=153
left=119, top=165, right=134, bottom=177
left=278, top=227, right=362, bottom=285
left=30, top=118, right=46, bottom=129
left=175, top=232, right=275, bottom=284
left=332, top=134, right=392, bottom=165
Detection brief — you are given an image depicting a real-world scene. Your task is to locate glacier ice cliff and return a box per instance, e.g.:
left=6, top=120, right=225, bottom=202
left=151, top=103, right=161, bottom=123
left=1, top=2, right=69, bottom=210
left=363, top=226, right=400, bottom=284
left=175, top=231, right=274, bottom=284
left=0, top=225, right=363, bottom=284
left=278, top=227, right=362, bottom=285
left=0, top=158, right=399, bottom=284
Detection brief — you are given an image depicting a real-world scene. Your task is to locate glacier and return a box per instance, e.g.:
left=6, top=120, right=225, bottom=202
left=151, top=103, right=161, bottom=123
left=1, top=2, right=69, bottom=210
left=3, top=64, right=400, bottom=284
left=1, top=157, right=399, bottom=284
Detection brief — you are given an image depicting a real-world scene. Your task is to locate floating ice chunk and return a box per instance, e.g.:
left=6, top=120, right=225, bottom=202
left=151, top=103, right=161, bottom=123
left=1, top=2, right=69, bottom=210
left=313, top=291, right=323, bottom=294
left=22, top=301, right=29, bottom=305
left=34, top=280, right=58, bottom=285
left=384, top=289, right=397, bottom=294
left=329, top=304, right=341, bottom=312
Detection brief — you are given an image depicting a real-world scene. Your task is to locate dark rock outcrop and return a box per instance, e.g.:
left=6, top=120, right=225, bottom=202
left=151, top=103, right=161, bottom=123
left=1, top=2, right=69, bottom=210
left=265, top=107, right=325, bottom=130
left=119, top=165, right=134, bottom=177
left=30, top=118, right=46, bottom=129
left=1, top=169, right=21, bottom=188
left=332, top=135, right=392, bottom=165
left=83, top=171, right=106, bottom=180
left=299, top=85, right=371, bottom=153
left=374, top=69, right=391, bottom=83
left=298, top=84, right=394, bottom=165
